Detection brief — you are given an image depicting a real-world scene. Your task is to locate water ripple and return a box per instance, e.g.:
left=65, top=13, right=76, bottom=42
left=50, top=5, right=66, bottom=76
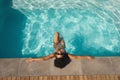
left=13, top=0, right=120, bottom=57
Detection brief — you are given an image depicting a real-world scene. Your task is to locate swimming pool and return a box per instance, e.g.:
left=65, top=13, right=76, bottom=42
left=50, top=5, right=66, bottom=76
left=0, top=0, right=120, bottom=58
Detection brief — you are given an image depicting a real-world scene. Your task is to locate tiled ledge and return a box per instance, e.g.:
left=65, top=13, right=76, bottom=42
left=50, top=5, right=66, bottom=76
left=0, top=57, right=120, bottom=76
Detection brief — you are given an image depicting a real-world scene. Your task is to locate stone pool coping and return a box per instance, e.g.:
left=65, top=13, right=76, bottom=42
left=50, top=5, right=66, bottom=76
left=0, top=57, right=120, bottom=76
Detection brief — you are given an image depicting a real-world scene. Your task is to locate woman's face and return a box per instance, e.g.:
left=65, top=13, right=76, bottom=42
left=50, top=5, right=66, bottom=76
left=56, top=50, right=64, bottom=58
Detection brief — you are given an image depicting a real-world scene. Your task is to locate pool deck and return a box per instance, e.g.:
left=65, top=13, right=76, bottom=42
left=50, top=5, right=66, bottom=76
left=0, top=57, right=120, bottom=76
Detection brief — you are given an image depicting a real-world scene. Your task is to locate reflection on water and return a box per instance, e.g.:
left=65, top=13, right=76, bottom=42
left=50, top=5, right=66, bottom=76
left=11, top=0, right=120, bottom=57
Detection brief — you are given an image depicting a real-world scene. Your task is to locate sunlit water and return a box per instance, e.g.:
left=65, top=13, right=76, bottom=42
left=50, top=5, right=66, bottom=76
left=12, top=0, right=120, bottom=57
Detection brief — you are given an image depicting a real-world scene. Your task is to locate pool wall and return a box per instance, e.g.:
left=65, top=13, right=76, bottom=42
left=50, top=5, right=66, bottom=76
left=0, top=0, right=27, bottom=58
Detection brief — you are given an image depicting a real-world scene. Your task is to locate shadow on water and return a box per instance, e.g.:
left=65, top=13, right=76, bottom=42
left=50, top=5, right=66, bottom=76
left=0, top=0, right=27, bottom=58
left=71, top=34, right=120, bottom=57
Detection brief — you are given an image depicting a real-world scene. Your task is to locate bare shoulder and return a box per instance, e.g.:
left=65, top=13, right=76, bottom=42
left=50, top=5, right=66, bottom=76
left=68, top=54, right=76, bottom=59
left=42, top=53, right=55, bottom=60
left=47, top=53, right=55, bottom=58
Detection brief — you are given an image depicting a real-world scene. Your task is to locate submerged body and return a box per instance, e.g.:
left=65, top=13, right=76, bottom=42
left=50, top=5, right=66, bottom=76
left=26, top=32, right=94, bottom=68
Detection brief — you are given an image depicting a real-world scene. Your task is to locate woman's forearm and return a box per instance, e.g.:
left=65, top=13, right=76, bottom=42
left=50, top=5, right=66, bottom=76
left=79, top=56, right=94, bottom=59
left=31, top=58, right=44, bottom=61
left=26, top=57, right=46, bottom=63
left=76, top=56, right=88, bottom=59
left=72, top=56, right=94, bottom=60
left=68, top=54, right=94, bottom=60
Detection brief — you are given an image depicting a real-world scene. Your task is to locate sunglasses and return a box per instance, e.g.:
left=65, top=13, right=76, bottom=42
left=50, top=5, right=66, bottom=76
left=55, top=52, right=63, bottom=55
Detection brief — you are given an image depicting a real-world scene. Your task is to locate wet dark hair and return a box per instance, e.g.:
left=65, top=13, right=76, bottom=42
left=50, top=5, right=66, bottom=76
left=54, top=53, right=71, bottom=69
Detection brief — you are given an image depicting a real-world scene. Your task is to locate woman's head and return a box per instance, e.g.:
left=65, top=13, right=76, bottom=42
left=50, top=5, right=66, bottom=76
left=54, top=51, right=71, bottom=69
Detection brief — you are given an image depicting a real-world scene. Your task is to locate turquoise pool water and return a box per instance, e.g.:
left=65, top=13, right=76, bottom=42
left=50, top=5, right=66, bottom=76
left=0, top=0, right=120, bottom=58
left=13, top=0, right=120, bottom=56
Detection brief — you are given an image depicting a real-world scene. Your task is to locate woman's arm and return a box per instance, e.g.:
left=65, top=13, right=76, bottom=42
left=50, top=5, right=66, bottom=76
left=68, top=54, right=94, bottom=60
left=26, top=53, right=55, bottom=62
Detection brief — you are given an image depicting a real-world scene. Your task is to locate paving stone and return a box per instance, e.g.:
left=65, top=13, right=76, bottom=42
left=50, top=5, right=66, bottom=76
left=80, top=57, right=115, bottom=75
left=17, top=58, right=51, bottom=76
left=109, top=57, right=120, bottom=74
left=0, top=57, right=120, bottom=76
left=0, top=59, right=20, bottom=76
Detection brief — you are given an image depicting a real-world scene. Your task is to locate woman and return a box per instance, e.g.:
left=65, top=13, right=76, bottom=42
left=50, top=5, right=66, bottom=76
left=26, top=32, right=94, bottom=68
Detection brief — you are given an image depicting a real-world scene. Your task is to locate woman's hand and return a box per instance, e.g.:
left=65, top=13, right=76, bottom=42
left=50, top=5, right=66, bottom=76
left=86, top=56, right=94, bottom=60
left=26, top=58, right=33, bottom=63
